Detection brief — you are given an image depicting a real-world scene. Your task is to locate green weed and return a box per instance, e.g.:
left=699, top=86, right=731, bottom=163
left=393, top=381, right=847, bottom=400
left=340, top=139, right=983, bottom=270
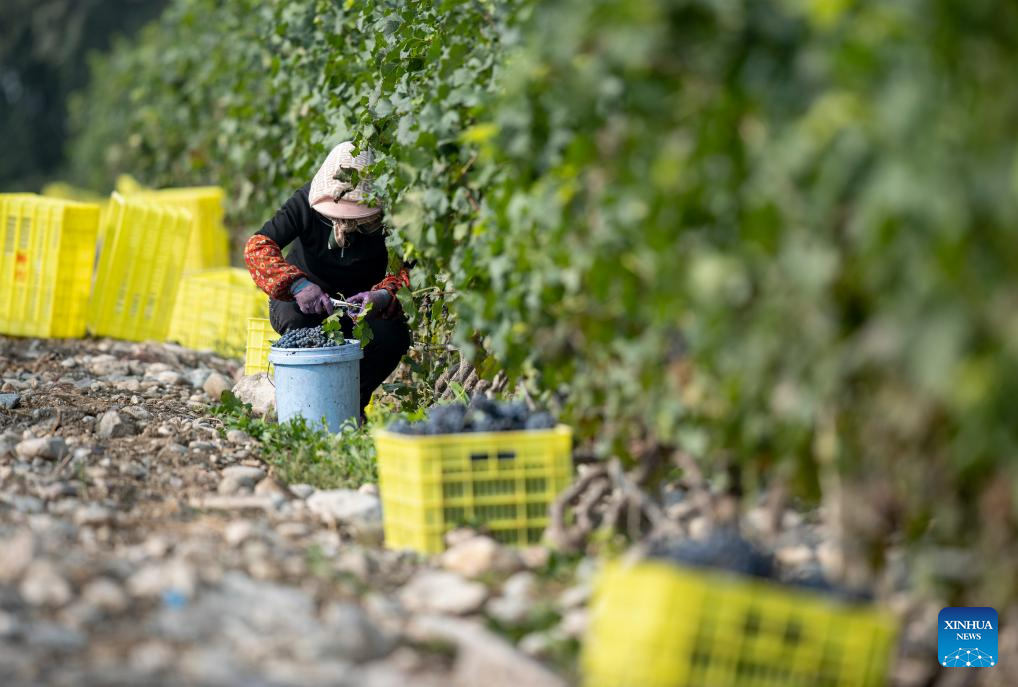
left=209, top=391, right=379, bottom=489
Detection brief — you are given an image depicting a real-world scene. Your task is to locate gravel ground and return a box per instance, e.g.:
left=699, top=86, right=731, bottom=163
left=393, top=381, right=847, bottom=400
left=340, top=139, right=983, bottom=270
left=0, top=336, right=574, bottom=687
left=2, top=334, right=1014, bottom=687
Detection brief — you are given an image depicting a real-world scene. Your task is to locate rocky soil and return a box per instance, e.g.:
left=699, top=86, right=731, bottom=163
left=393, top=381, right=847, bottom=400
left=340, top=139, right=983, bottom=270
left=0, top=336, right=579, bottom=687
left=2, top=335, right=1013, bottom=687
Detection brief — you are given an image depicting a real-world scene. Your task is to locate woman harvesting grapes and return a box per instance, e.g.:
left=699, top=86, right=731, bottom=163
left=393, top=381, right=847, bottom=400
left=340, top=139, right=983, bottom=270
left=244, top=141, right=412, bottom=413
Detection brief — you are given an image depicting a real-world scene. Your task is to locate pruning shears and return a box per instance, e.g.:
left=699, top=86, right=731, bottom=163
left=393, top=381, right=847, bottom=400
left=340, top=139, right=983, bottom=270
left=330, top=298, right=363, bottom=317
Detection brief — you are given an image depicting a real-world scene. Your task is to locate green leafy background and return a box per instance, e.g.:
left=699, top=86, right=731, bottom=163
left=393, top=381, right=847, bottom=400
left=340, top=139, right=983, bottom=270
left=68, top=0, right=1018, bottom=603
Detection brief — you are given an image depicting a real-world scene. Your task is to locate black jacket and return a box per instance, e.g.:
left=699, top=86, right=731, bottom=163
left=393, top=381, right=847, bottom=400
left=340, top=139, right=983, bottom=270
left=255, top=183, right=388, bottom=298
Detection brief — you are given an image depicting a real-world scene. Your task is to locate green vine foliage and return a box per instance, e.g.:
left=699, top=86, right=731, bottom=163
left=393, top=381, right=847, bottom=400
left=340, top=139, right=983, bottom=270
left=70, top=0, right=1018, bottom=601
left=473, top=0, right=1018, bottom=601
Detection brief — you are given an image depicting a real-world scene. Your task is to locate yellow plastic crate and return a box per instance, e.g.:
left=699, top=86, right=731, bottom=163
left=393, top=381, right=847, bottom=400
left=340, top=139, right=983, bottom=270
left=0, top=195, right=100, bottom=338
left=245, top=317, right=276, bottom=375
left=168, top=268, right=268, bottom=357
left=87, top=193, right=193, bottom=342
left=375, top=426, right=573, bottom=554
left=582, top=560, right=897, bottom=687
left=130, top=186, right=229, bottom=272
left=41, top=182, right=111, bottom=243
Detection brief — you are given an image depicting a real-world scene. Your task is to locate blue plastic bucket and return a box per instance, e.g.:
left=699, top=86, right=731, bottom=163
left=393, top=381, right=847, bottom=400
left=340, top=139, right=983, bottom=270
left=268, top=340, right=364, bottom=432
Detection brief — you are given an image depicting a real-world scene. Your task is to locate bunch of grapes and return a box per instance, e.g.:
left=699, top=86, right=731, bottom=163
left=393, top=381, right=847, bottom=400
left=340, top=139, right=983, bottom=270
left=387, top=398, right=557, bottom=435
left=272, top=326, right=332, bottom=349
left=649, top=530, right=775, bottom=579
left=649, top=530, right=871, bottom=600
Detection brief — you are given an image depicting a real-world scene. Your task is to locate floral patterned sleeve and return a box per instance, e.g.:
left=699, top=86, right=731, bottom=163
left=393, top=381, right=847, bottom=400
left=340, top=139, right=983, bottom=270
left=244, top=234, right=306, bottom=301
left=371, top=266, right=411, bottom=297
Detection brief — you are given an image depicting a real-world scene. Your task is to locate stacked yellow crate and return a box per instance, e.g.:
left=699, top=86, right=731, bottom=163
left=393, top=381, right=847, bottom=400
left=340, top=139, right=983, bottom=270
left=86, top=193, right=193, bottom=342
left=41, top=182, right=111, bottom=243
left=244, top=317, right=276, bottom=375
left=168, top=268, right=268, bottom=357
left=0, top=194, right=100, bottom=338
left=130, top=187, right=230, bottom=272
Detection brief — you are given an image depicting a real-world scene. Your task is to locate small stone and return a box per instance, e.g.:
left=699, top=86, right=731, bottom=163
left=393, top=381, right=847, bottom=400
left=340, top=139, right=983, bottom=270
left=120, top=461, right=148, bottom=479
left=10, top=494, right=44, bottom=513
left=319, top=601, right=395, bottom=663
left=225, top=429, right=251, bottom=444
left=487, top=574, right=537, bottom=625
left=156, top=423, right=177, bottom=437
left=557, top=584, right=590, bottom=610
left=559, top=608, right=587, bottom=638
left=0, top=431, right=18, bottom=458
left=254, top=476, right=290, bottom=500
left=358, top=482, right=379, bottom=496
left=221, top=465, right=266, bottom=488
left=231, top=374, right=275, bottom=416
left=399, top=570, right=488, bottom=615
left=130, top=640, right=176, bottom=673
left=143, top=535, right=172, bottom=558
left=441, top=535, right=522, bottom=578
left=156, top=370, right=183, bottom=386
left=224, top=520, right=256, bottom=546
left=782, top=510, right=804, bottom=529
left=127, top=558, right=197, bottom=599
left=24, top=621, right=85, bottom=651
left=37, top=481, right=78, bottom=500
left=503, top=571, right=537, bottom=599
left=157, top=444, right=187, bottom=463
left=408, top=615, right=566, bottom=687
left=817, top=541, right=843, bottom=576
left=333, top=548, right=375, bottom=581
left=98, top=410, right=136, bottom=439
left=487, top=597, right=531, bottom=625
left=59, top=602, right=100, bottom=633
left=776, top=545, right=815, bottom=568
left=202, top=372, right=232, bottom=401
left=89, top=355, right=129, bottom=377
left=0, top=531, right=35, bottom=582
left=74, top=504, right=114, bottom=527
left=0, top=611, right=20, bottom=639
left=307, top=489, right=382, bottom=530
left=290, top=484, right=315, bottom=499
left=217, top=477, right=244, bottom=495
left=445, top=527, right=479, bottom=548
left=519, top=631, right=557, bottom=658
left=574, top=558, right=599, bottom=587
left=743, top=507, right=774, bottom=535
left=121, top=405, right=152, bottom=422
left=519, top=546, right=551, bottom=570
left=82, top=578, right=128, bottom=613
left=20, top=560, right=73, bottom=607
left=192, top=495, right=278, bottom=512
left=186, top=368, right=213, bottom=389
left=0, top=392, right=19, bottom=409
left=15, top=436, right=68, bottom=461
left=688, top=515, right=710, bottom=540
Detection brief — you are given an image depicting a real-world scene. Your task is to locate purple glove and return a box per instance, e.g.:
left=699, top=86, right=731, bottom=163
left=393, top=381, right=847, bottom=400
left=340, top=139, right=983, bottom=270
left=292, top=279, right=334, bottom=316
left=347, top=289, right=400, bottom=319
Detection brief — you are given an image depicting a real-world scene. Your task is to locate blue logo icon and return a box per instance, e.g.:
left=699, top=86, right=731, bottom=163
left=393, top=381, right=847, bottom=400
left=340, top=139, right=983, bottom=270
left=938, top=607, right=998, bottom=667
